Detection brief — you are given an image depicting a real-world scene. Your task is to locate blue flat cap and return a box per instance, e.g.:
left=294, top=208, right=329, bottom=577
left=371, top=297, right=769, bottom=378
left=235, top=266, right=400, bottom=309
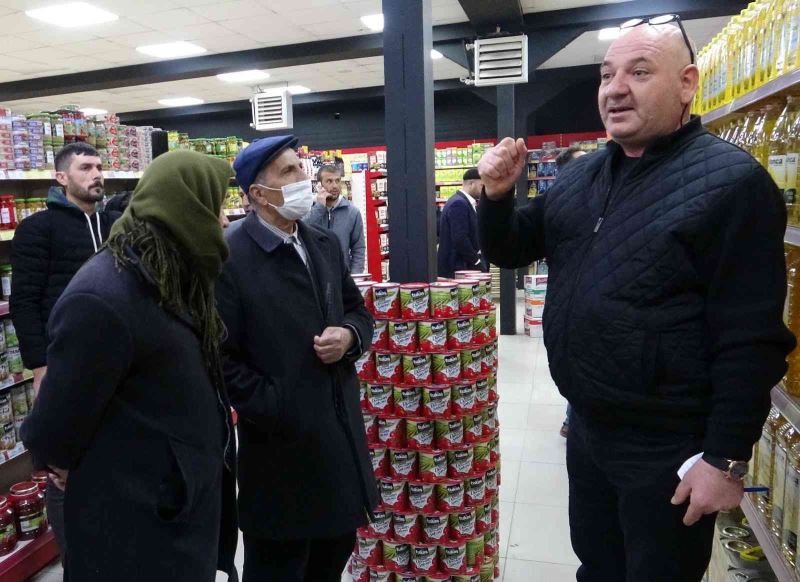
left=234, top=134, right=299, bottom=194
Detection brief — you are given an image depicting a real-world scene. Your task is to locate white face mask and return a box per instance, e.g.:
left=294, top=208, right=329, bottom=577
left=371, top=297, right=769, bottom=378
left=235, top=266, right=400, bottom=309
left=255, top=179, right=313, bottom=221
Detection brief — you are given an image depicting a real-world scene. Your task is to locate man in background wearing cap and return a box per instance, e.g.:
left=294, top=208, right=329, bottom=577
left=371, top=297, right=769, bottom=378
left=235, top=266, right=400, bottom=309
left=437, top=167, right=488, bottom=278
left=218, top=135, right=378, bottom=582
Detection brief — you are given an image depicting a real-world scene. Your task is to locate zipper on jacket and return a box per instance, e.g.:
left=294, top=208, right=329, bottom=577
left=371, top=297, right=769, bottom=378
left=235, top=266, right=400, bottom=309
left=327, top=209, right=333, bottom=229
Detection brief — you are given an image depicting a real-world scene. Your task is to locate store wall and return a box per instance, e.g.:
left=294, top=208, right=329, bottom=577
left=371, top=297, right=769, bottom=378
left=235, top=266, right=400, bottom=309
left=531, top=78, right=605, bottom=135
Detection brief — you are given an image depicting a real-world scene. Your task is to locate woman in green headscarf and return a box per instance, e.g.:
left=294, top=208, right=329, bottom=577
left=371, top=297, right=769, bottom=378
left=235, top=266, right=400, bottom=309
left=21, top=150, right=239, bottom=582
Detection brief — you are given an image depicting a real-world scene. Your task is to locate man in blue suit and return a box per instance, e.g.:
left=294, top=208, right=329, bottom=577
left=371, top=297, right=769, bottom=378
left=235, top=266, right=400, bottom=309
left=437, top=167, right=487, bottom=278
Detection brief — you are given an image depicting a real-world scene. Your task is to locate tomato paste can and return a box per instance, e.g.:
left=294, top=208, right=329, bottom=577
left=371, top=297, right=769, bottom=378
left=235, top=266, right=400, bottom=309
left=463, top=411, right=484, bottom=444
left=453, top=567, right=481, bottom=582
left=487, top=372, right=497, bottom=399
left=430, top=282, right=459, bottom=319
left=356, top=351, right=376, bottom=381
left=436, top=479, right=465, bottom=512
left=447, top=317, right=474, bottom=349
left=435, top=416, right=465, bottom=449
left=457, top=280, right=480, bottom=316
left=390, top=449, right=419, bottom=480
left=350, top=556, right=370, bottom=582
left=371, top=319, right=389, bottom=350
left=388, top=320, right=418, bottom=353
left=418, top=448, right=448, bottom=482
left=465, top=535, right=485, bottom=568
left=378, top=416, right=406, bottom=448
left=432, top=352, right=462, bottom=384
left=461, top=348, right=482, bottom=380
left=491, top=495, right=500, bottom=526
left=369, top=444, right=389, bottom=478
left=422, top=573, right=450, bottom=582
left=452, top=382, right=476, bottom=415
left=357, top=281, right=374, bottom=314
left=465, top=473, right=486, bottom=507
left=447, top=445, right=475, bottom=478
left=402, top=354, right=432, bottom=385
left=489, top=433, right=499, bottom=463
left=472, top=313, right=489, bottom=345
left=480, top=345, right=492, bottom=376
left=373, top=283, right=401, bottom=318
left=473, top=437, right=491, bottom=471
left=438, top=540, right=468, bottom=575
left=479, top=558, right=495, bottom=580
left=393, top=385, right=422, bottom=417
left=380, top=477, right=409, bottom=511
left=363, top=412, right=378, bottom=444
left=484, top=403, right=497, bottom=435
left=490, top=340, right=498, bottom=371
left=486, top=306, right=497, bottom=337
left=392, top=510, right=421, bottom=543
left=375, top=351, right=403, bottom=383
left=395, top=572, right=418, bottom=582
left=411, top=543, right=439, bottom=575
left=370, top=507, right=393, bottom=537
left=400, top=283, right=430, bottom=320
left=485, top=466, right=498, bottom=496
left=421, top=511, right=450, bottom=544
left=369, top=565, right=393, bottom=581
left=382, top=539, right=411, bottom=571
left=474, top=501, right=490, bottom=534
left=360, top=381, right=367, bottom=407
left=367, top=383, right=394, bottom=415
left=422, top=385, right=452, bottom=419
left=357, top=534, right=383, bottom=566
left=408, top=481, right=436, bottom=513
left=484, top=527, right=498, bottom=558
left=418, top=319, right=447, bottom=352
left=477, top=276, right=493, bottom=311
left=449, top=507, right=477, bottom=541
left=406, top=418, right=434, bottom=450
left=474, top=377, right=489, bottom=407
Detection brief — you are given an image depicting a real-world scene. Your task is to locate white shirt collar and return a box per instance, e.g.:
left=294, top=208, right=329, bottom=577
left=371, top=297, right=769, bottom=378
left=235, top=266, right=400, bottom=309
left=257, top=215, right=298, bottom=241
left=462, top=190, right=478, bottom=210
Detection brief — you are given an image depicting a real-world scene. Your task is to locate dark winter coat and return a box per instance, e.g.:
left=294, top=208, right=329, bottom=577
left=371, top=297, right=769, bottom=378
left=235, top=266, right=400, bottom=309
left=20, top=249, right=238, bottom=582
left=303, top=196, right=366, bottom=274
left=217, top=212, right=378, bottom=540
left=438, top=190, right=485, bottom=278
left=10, top=187, right=119, bottom=369
left=479, top=117, right=796, bottom=460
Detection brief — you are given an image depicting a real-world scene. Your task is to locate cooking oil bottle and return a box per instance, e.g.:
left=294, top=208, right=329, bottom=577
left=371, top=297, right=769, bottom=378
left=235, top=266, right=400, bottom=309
left=772, top=423, right=799, bottom=536
left=785, top=245, right=800, bottom=395
left=788, top=0, right=800, bottom=74
left=784, top=440, right=800, bottom=565
left=759, top=1, right=777, bottom=85
left=754, top=103, right=781, bottom=165
left=785, top=98, right=800, bottom=224
left=757, top=408, right=789, bottom=516
left=768, top=97, right=793, bottom=198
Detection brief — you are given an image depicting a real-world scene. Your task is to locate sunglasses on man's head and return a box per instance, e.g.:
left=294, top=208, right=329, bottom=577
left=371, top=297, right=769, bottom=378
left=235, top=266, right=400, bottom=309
left=619, top=14, right=696, bottom=65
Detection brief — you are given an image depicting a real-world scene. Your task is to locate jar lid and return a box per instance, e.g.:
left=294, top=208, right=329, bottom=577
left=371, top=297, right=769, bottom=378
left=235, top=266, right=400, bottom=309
left=0, top=496, right=8, bottom=510
left=9, top=481, right=38, bottom=496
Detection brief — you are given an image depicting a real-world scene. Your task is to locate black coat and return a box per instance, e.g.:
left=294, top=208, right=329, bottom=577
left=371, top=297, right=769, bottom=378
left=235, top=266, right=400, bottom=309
left=10, top=187, right=119, bottom=369
left=479, top=117, right=796, bottom=460
left=217, top=213, right=378, bottom=540
left=20, top=250, right=238, bottom=582
left=438, top=191, right=485, bottom=278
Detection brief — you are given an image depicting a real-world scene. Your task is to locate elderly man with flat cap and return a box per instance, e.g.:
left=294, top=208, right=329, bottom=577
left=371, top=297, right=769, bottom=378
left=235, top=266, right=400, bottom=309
left=217, top=135, right=377, bottom=582
left=437, top=167, right=487, bottom=278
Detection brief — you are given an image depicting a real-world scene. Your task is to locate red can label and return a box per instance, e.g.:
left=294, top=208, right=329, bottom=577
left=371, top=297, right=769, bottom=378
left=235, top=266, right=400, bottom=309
left=363, top=412, right=378, bottom=444
left=350, top=556, right=369, bottom=582
left=452, top=383, right=476, bottom=415
left=462, top=348, right=483, bottom=380
left=356, top=282, right=374, bottom=314
left=411, top=543, right=439, bottom=575
left=463, top=412, right=483, bottom=444
left=487, top=307, right=497, bottom=337
left=484, top=403, right=497, bottom=434
left=380, top=478, right=408, bottom=511
left=418, top=449, right=448, bottom=482
left=375, top=352, right=403, bottom=383
left=367, top=384, right=394, bottom=414
left=436, top=480, right=465, bottom=512
left=449, top=508, right=477, bottom=541
left=382, top=540, right=411, bottom=571
left=392, top=511, right=421, bottom=543
left=472, top=314, right=489, bottom=346
left=475, top=377, right=489, bottom=407
left=422, top=385, right=452, bottom=419
left=485, top=466, right=498, bottom=495
left=465, top=473, right=486, bottom=506
left=400, top=284, right=430, bottom=320
left=356, top=351, right=376, bottom=381
left=447, top=318, right=474, bottom=349
left=370, top=507, right=393, bottom=537
left=393, top=385, right=422, bottom=417
left=373, top=284, right=400, bottom=318
left=418, top=320, right=447, bottom=352
left=438, top=542, right=468, bottom=574
left=357, top=535, right=382, bottom=566
left=378, top=416, right=405, bottom=448
left=432, top=352, right=462, bottom=384
left=481, top=346, right=493, bottom=376
left=369, top=565, right=393, bottom=581
left=395, top=573, right=418, bottom=582
left=473, top=438, right=491, bottom=471
left=408, top=481, right=436, bottom=513
left=406, top=418, right=434, bottom=450
left=466, top=536, right=485, bottom=569
left=421, top=512, right=450, bottom=544
left=371, top=319, right=388, bottom=350
left=402, top=354, right=432, bottom=386
left=435, top=417, right=464, bottom=449
left=475, top=502, right=491, bottom=534
left=484, top=527, right=498, bottom=557
left=430, top=283, right=459, bottom=319
left=369, top=444, right=389, bottom=478
left=390, top=449, right=418, bottom=480
left=388, top=320, right=418, bottom=353
left=448, top=446, right=475, bottom=478
left=452, top=568, right=482, bottom=582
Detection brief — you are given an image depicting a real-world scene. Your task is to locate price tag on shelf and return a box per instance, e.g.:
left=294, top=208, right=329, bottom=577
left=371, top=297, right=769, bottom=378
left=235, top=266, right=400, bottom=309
left=0, top=171, right=6, bottom=180
left=7, top=171, right=23, bottom=180
left=6, top=443, right=25, bottom=461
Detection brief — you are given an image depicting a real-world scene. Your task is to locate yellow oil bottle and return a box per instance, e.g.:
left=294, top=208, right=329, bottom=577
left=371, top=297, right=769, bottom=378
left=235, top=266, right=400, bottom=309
left=772, top=423, right=799, bottom=536
left=756, top=409, right=789, bottom=516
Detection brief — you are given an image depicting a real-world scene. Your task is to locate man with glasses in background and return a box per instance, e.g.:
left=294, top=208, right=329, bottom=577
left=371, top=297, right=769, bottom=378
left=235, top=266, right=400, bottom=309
left=478, top=17, right=795, bottom=581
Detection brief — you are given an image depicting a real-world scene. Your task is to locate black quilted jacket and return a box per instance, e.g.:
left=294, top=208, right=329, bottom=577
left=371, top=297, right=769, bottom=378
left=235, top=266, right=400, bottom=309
left=479, top=117, right=796, bottom=459
left=10, top=187, right=119, bottom=369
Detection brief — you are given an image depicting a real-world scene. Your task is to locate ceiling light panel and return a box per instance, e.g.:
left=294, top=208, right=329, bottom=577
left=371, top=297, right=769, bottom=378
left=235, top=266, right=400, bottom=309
left=25, top=2, right=118, bottom=28
left=158, top=97, right=204, bottom=107
left=361, top=14, right=384, bottom=31
left=136, top=41, right=207, bottom=59
left=217, top=70, right=271, bottom=83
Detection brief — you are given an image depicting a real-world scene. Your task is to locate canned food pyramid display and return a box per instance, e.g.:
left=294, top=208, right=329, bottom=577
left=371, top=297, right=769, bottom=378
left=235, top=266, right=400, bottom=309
left=351, top=274, right=502, bottom=581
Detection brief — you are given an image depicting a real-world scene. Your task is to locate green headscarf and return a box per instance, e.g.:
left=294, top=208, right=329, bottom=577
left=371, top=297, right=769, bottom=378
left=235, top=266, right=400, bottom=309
left=106, top=150, right=233, bottom=390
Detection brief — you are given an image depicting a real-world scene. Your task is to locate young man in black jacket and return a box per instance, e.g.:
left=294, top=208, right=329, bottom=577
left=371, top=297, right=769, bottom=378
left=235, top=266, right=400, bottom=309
left=10, top=142, right=119, bottom=561
left=478, top=22, right=796, bottom=581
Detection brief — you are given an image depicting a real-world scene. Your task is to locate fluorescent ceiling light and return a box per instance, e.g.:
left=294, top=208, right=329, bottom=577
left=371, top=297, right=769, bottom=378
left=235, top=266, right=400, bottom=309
left=217, top=70, right=270, bottom=83
left=598, top=28, right=621, bottom=41
left=361, top=13, right=384, bottom=31
left=137, top=41, right=206, bottom=59
left=431, top=49, right=444, bottom=60
left=158, top=97, right=204, bottom=107
left=26, top=2, right=118, bottom=28
left=261, top=85, right=312, bottom=96
left=80, top=108, right=108, bottom=116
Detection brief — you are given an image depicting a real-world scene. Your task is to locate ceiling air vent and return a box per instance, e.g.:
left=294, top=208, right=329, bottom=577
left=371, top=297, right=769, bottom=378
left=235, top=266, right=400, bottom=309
left=473, top=35, right=528, bottom=87
left=250, top=91, right=293, bottom=131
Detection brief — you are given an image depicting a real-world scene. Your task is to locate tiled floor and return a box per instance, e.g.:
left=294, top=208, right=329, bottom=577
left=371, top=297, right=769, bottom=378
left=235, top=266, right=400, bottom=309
left=31, top=302, right=578, bottom=582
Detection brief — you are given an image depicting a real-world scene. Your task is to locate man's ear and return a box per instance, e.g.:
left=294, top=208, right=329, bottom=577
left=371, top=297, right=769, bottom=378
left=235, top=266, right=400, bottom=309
left=54, top=171, right=68, bottom=188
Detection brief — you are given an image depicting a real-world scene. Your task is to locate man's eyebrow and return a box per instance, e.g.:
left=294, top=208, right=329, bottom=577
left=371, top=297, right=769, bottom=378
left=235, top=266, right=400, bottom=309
left=601, top=56, right=654, bottom=69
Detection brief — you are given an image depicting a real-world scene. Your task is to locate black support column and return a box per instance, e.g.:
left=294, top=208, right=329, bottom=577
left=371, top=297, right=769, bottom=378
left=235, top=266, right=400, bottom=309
left=383, top=0, right=438, bottom=283
left=497, top=85, right=518, bottom=335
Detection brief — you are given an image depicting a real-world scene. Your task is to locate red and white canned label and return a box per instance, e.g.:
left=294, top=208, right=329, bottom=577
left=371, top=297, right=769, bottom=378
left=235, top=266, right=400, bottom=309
left=356, top=281, right=374, bottom=307
left=452, top=383, right=476, bottom=415
left=360, top=381, right=367, bottom=406
left=380, top=479, right=408, bottom=511
left=422, top=513, right=449, bottom=544
left=484, top=527, right=498, bottom=557
left=369, top=566, right=393, bottom=582
left=452, top=569, right=482, bottom=582
left=378, top=417, right=405, bottom=448
left=370, top=507, right=393, bottom=537
left=403, top=354, right=432, bottom=385
left=369, top=445, right=388, bottom=477
left=350, top=557, right=369, bottom=582
left=432, top=352, right=462, bottom=384
left=430, top=283, right=459, bottom=319
left=406, top=418, right=434, bottom=449
left=357, top=536, right=382, bottom=566
left=371, top=319, right=388, bottom=350
left=449, top=508, right=477, bottom=540
left=461, top=349, right=482, bottom=380
left=375, top=352, right=403, bottom=383
left=436, top=480, right=465, bottom=512
left=464, top=412, right=483, bottom=444
left=412, top=544, right=439, bottom=575
left=418, top=449, right=448, bottom=482
left=466, top=474, right=486, bottom=506
left=439, top=543, right=468, bottom=574
left=435, top=417, right=465, bottom=449
left=408, top=481, right=436, bottom=513
left=475, top=377, right=489, bottom=406
left=400, top=285, right=430, bottom=319
left=392, top=512, right=420, bottom=543
left=485, top=466, right=498, bottom=494
left=395, top=573, right=418, bottom=582
left=394, top=385, right=422, bottom=417
left=447, top=318, right=474, bottom=348
left=390, top=449, right=418, bottom=479
left=389, top=321, right=418, bottom=352
left=448, top=446, right=475, bottom=478
left=363, top=412, right=378, bottom=443
left=481, top=346, right=493, bottom=375
left=422, top=385, right=452, bottom=418
left=475, top=502, right=491, bottom=534
left=418, top=320, right=448, bottom=352
left=484, top=403, right=497, bottom=433
left=373, top=284, right=400, bottom=318
left=473, top=439, right=491, bottom=471
left=382, top=540, right=411, bottom=571
left=367, top=384, right=394, bottom=414
left=356, top=351, right=375, bottom=380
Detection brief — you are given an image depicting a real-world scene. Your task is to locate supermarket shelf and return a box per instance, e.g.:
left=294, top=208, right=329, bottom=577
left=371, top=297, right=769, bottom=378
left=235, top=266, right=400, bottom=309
left=0, top=444, right=27, bottom=468
left=786, top=226, right=800, bottom=247
left=0, top=302, right=7, bottom=317
left=772, top=385, right=800, bottom=431
left=0, top=373, right=33, bottom=395
left=702, top=68, right=800, bottom=125
left=435, top=181, right=462, bottom=186
left=740, top=493, right=797, bottom=582
left=0, top=170, right=142, bottom=181
left=0, top=528, right=59, bottom=582
left=0, top=231, right=15, bottom=242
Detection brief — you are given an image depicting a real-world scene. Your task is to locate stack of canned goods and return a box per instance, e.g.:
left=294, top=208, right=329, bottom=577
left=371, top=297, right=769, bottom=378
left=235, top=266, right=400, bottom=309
left=349, top=273, right=501, bottom=581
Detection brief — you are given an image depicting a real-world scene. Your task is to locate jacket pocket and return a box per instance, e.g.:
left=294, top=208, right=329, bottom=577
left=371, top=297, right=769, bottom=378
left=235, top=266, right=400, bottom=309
left=156, top=437, right=220, bottom=524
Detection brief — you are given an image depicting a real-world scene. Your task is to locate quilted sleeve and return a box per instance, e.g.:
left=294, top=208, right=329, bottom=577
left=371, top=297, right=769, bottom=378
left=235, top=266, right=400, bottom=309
left=478, top=189, right=546, bottom=269
left=700, top=166, right=796, bottom=460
